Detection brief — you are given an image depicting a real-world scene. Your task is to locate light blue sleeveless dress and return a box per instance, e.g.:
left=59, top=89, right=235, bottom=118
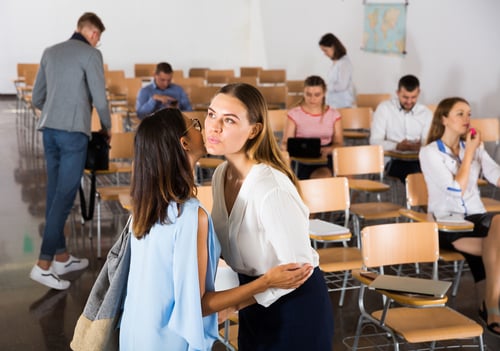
left=120, top=198, right=221, bottom=351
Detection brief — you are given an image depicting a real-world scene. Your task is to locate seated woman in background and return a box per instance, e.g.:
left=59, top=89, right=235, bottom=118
left=419, top=97, right=500, bottom=336
left=119, top=108, right=313, bottom=350
left=281, top=75, right=343, bottom=179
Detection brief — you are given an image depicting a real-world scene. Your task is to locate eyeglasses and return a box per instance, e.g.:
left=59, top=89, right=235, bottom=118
left=183, top=118, right=202, bottom=134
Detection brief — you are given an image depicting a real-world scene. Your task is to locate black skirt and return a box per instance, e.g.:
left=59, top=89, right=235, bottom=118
left=439, top=212, right=500, bottom=282
left=237, top=267, right=334, bottom=351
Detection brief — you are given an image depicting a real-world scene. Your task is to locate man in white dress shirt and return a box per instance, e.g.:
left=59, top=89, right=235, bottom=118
left=369, top=74, right=433, bottom=182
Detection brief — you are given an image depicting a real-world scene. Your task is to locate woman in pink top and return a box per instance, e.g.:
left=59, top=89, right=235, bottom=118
left=281, top=75, right=343, bottom=179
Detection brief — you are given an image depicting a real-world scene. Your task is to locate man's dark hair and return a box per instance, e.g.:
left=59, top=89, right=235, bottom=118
left=77, top=12, right=105, bottom=33
left=156, top=62, right=173, bottom=75
left=398, top=75, right=420, bottom=92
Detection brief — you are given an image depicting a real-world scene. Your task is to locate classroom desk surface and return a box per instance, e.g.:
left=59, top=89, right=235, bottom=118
left=399, top=209, right=474, bottom=232
left=384, top=149, right=419, bottom=160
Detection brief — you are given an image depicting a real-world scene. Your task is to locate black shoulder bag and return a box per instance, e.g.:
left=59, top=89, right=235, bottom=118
left=79, top=132, right=110, bottom=221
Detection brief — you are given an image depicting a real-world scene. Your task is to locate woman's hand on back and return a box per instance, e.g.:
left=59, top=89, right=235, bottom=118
left=262, top=263, right=313, bottom=290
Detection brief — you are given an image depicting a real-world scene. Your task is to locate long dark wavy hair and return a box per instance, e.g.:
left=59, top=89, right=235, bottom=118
left=131, top=108, right=196, bottom=238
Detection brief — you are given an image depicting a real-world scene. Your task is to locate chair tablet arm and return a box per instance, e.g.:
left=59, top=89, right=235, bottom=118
left=352, top=269, right=448, bottom=307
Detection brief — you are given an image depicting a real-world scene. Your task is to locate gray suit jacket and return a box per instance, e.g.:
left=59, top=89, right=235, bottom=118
left=32, top=37, right=111, bottom=136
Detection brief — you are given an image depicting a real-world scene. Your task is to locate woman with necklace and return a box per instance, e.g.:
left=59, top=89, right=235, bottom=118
left=205, top=83, right=334, bottom=350
left=281, top=75, right=343, bottom=179
left=419, top=97, right=500, bottom=337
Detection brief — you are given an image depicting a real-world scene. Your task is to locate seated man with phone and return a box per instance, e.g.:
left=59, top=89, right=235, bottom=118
left=136, top=62, right=192, bottom=119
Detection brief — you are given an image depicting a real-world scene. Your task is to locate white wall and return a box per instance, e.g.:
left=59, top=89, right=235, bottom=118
left=2, top=0, right=500, bottom=117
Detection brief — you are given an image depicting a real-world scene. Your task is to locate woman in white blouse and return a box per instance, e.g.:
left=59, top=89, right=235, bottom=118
left=419, top=97, right=500, bottom=336
left=205, top=83, right=334, bottom=350
left=318, top=32, right=355, bottom=108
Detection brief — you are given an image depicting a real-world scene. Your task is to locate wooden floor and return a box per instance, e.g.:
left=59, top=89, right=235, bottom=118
left=1, top=95, right=499, bottom=350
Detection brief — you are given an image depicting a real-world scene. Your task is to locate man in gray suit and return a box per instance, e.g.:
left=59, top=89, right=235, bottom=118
left=30, top=12, right=111, bottom=290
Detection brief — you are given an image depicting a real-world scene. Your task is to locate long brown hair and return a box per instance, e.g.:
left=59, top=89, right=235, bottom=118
left=217, top=83, right=299, bottom=188
left=426, top=97, right=469, bottom=145
left=131, top=108, right=196, bottom=238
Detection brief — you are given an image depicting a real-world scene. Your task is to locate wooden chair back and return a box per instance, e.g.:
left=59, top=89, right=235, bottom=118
left=259, top=69, right=286, bottom=85
left=190, top=86, right=220, bottom=110
left=189, top=67, right=209, bottom=79
left=286, top=80, right=304, bottom=95
left=17, top=63, right=39, bottom=81
left=240, top=67, right=262, bottom=77
left=228, top=76, right=258, bottom=86
left=110, top=113, right=125, bottom=133
left=206, top=69, right=235, bottom=85
left=134, top=63, right=156, bottom=79
left=338, top=107, right=373, bottom=130
left=109, top=132, right=135, bottom=160
left=125, top=78, right=143, bottom=111
left=300, top=177, right=350, bottom=214
left=405, top=172, right=428, bottom=208
left=17, top=63, right=40, bottom=86
left=356, top=93, right=391, bottom=111
left=105, top=70, right=127, bottom=95
left=174, top=77, right=206, bottom=89
left=173, top=69, right=184, bottom=79
left=197, top=185, right=213, bottom=212
left=258, top=86, right=288, bottom=110
left=470, top=117, right=500, bottom=143
left=23, top=68, right=38, bottom=86
left=361, top=222, right=439, bottom=269
left=333, top=144, right=385, bottom=178
left=267, top=109, right=287, bottom=135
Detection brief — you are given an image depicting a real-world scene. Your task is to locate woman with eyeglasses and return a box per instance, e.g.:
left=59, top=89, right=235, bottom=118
left=205, top=84, right=334, bottom=350
left=119, top=108, right=312, bottom=350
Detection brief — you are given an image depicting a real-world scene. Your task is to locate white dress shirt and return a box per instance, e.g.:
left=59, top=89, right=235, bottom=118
left=370, top=98, right=433, bottom=151
left=419, top=140, right=500, bottom=218
left=211, top=162, right=319, bottom=307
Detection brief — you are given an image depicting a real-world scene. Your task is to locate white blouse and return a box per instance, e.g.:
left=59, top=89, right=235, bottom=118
left=419, top=140, right=500, bottom=218
left=211, top=162, right=319, bottom=307
left=325, top=55, right=355, bottom=108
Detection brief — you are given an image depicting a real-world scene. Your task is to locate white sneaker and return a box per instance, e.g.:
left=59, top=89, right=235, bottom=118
left=30, top=265, right=70, bottom=290
left=52, top=255, right=89, bottom=275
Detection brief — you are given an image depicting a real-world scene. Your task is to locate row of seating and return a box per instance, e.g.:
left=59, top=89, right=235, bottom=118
left=77, top=118, right=489, bottom=349
left=195, top=173, right=485, bottom=350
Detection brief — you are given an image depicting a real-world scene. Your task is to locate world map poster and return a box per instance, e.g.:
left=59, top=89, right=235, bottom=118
left=362, top=3, right=407, bottom=55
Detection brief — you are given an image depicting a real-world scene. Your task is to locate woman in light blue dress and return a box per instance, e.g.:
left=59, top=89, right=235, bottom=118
left=119, top=108, right=312, bottom=351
